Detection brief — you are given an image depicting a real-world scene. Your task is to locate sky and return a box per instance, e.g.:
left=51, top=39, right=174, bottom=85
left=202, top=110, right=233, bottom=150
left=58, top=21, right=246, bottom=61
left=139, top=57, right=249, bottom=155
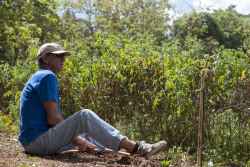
left=169, top=0, right=250, bottom=15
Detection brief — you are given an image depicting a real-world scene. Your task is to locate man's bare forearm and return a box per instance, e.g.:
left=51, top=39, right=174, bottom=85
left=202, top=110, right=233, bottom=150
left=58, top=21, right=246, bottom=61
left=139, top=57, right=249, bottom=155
left=47, top=115, right=63, bottom=126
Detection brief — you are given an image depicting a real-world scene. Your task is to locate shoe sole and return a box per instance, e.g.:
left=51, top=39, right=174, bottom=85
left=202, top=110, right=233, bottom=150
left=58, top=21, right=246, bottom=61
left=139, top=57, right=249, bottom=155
left=147, top=141, right=167, bottom=157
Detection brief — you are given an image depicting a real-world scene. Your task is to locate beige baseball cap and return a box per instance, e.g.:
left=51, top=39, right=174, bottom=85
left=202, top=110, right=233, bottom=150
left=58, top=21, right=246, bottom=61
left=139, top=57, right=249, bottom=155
left=36, top=43, right=71, bottom=58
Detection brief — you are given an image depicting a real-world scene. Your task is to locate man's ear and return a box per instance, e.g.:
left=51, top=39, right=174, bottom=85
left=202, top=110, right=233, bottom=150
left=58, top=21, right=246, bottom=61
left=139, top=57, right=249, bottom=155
left=41, top=54, right=49, bottom=64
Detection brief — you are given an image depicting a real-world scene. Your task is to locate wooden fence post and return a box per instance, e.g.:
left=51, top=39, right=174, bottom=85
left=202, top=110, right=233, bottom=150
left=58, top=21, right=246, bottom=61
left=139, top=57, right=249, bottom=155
left=197, top=67, right=214, bottom=167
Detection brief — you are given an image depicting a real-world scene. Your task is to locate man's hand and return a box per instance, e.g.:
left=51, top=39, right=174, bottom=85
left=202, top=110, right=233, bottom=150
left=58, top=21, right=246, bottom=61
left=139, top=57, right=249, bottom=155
left=73, top=136, right=98, bottom=155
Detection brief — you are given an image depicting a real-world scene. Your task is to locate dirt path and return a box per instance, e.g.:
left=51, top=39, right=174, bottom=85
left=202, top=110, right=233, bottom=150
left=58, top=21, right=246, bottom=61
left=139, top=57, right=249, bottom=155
left=0, top=133, right=165, bottom=167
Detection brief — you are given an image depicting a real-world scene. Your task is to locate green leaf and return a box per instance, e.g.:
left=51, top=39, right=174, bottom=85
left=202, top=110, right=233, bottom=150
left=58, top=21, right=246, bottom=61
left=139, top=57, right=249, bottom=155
left=161, top=161, right=170, bottom=167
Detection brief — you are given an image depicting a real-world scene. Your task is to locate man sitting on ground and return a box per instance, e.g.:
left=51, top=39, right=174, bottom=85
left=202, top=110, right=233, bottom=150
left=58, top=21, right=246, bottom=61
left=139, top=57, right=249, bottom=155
left=18, top=43, right=167, bottom=156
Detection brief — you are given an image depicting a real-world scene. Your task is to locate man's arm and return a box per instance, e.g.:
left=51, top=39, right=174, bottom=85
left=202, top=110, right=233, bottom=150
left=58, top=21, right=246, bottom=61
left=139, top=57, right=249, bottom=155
left=43, top=100, right=63, bottom=126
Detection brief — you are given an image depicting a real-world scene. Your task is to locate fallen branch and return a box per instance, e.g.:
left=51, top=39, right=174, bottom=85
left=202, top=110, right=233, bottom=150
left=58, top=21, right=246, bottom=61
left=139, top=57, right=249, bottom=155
left=65, top=148, right=130, bottom=156
left=105, top=148, right=131, bottom=156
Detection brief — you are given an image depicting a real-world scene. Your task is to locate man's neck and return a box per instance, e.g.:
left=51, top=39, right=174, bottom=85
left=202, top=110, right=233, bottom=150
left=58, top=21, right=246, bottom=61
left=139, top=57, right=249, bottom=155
left=39, top=65, right=57, bottom=75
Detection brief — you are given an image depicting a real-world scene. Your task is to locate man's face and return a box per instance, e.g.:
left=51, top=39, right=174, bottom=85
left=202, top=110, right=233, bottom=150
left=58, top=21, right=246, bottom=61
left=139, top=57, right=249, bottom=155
left=47, top=54, right=66, bottom=75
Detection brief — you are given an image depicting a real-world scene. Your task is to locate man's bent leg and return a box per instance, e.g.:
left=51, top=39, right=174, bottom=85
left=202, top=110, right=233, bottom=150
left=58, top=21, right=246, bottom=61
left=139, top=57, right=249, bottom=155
left=25, top=109, right=126, bottom=155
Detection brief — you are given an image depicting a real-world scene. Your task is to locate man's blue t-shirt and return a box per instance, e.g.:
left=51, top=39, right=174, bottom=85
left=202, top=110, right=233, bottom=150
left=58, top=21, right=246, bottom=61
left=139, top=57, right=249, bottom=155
left=19, top=69, right=60, bottom=147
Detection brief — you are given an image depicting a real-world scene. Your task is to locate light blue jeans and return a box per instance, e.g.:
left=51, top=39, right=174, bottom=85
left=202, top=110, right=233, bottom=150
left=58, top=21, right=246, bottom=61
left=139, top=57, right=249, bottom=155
left=24, top=109, right=126, bottom=155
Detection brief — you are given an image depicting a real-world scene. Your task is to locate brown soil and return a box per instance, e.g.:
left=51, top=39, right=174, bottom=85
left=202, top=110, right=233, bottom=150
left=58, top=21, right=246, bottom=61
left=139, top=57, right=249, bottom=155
left=0, top=133, right=166, bottom=167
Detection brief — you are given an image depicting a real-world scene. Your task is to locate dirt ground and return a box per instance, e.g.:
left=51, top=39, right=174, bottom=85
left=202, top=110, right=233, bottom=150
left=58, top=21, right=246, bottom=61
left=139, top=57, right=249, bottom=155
left=0, top=133, right=166, bottom=167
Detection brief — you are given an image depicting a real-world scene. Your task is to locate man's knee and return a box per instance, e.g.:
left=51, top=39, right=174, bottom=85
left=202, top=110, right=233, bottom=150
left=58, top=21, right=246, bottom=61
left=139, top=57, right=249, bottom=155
left=79, top=109, right=94, bottom=118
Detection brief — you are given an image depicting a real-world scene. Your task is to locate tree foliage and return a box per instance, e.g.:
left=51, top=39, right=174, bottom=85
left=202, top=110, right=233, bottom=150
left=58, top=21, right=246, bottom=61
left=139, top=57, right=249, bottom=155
left=1, top=1, right=249, bottom=64
left=170, top=5, right=250, bottom=53
left=57, top=0, right=171, bottom=44
left=0, top=0, right=61, bottom=64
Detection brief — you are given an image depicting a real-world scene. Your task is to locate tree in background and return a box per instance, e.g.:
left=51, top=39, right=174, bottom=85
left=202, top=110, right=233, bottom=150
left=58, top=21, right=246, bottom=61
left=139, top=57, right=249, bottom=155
left=95, top=0, right=170, bottom=43
left=170, top=5, right=250, bottom=53
left=58, top=0, right=96, bottom=41
left=0, top=0, right=61, bottom=65
left=213, top=5, right=250, bottom=50
left=58, top=0, right=171, bottom=44
left=1, top=1, right=249, bottom=64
